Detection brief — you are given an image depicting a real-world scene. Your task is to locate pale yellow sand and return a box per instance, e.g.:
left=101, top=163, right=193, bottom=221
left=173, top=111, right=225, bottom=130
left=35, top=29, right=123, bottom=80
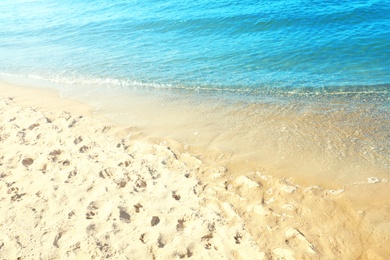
left=0, top=82, right=389, bottom=259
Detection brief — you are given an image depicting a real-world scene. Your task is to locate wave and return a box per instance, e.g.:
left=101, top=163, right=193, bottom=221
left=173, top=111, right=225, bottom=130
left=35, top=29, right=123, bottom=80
left=1, top=72, right=389, bottom=105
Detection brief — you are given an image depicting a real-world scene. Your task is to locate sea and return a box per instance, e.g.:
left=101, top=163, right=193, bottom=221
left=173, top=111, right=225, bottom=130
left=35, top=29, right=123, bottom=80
left=0, top=0, right=389, bottom=186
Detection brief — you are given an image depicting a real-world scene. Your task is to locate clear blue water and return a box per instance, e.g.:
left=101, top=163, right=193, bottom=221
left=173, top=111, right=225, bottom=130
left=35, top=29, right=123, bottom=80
left=0, top=0, right=389, bottom=97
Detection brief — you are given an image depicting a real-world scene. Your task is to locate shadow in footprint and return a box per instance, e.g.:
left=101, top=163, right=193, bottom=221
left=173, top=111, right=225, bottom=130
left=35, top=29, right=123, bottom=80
left=151, top=216, right=160, bottom=226
left=118, top=207, right=131, bottom=223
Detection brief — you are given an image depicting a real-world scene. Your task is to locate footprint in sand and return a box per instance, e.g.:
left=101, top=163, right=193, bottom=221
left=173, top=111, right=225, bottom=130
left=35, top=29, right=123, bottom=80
left=73, top=136, right=83, bottom=145
left=201, top=233, right=214, bottom=249
left=118, top=160, right=131, bottom=167
left=41, top=164, right=47, bottom=174
left=176, top=219, right=185, bottom=231
left=62, top=159, right=71, bottom=166
left=157, top=234, right=165, bottom=248
left=234, top=232, right=242, bottom=244
left=49, top=149, right=62, bottom=162
left=172, top=191, right=181, bottom=201
left=86, top=211, right=96, bottom=220
left=8, top=186, right=26, bottom=202
left=134, top=203, right=143, bottom=213
left=68, top=210, right=75, bottom=219
left=116, top=178, right=128, bottom=188
left=28, top=123, right=40, bottom=130
left=139, top=233, right=146, bottom=244
left=151, top=216, right=160, bottom=226
left=118, top=207, right=131, bottom=223
left=86, top=201, right=99, bottom=220
left=53, top=231, right=63, bottom=248
left=11, top=192, right=26, bottom=202
left=67, top=169, right=78, bottom=180
left=99, top=168, right=114, bottom=179
left=79, top=145, right=89, bottom=153
left=177, top=248, right=193, bottom=258
left=17, top=131, right=26, bottom=142
left=22, top=157, right=34, bottom=167
left=135, top=177, right=147, bottom=189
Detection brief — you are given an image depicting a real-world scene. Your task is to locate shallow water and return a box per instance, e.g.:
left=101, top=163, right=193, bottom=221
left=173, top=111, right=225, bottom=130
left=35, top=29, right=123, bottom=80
left=90, top=86, right=390, bottom=187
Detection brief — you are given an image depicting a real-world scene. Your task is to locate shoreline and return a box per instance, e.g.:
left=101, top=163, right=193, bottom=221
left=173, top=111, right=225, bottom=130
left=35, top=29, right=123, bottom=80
left=3, top=78, right=389, bottom=189
left=0, top=80, right=389, bottom=258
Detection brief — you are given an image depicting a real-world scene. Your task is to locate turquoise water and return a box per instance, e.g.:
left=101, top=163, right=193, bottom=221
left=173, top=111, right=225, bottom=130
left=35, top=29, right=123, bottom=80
left=0, top=0, right=389, bottom=96
left=0, top=0, right=389, bottom=181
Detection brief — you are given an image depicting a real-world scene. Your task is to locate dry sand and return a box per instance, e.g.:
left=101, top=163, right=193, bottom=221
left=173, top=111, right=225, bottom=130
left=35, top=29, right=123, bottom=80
left=0, top=82, right=389, bottom=259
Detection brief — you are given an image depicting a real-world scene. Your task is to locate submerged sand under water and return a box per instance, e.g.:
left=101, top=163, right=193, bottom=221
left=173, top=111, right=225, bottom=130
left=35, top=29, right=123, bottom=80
left=85, top=85, right=389, bottom=184
left=0, top=81, right=389, bottom=259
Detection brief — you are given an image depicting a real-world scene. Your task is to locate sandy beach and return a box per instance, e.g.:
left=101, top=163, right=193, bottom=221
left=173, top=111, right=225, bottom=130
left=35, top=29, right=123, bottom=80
left=0, top=81, right=389, bottom=259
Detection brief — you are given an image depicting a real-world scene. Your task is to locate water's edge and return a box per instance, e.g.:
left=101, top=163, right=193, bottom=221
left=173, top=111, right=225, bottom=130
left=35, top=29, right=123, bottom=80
left=2, top=77, right=389, bottom=208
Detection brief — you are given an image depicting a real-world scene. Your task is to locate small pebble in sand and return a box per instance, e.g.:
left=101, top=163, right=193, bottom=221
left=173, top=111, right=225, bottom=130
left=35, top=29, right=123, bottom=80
left=367, top=177, right=380, bottom=184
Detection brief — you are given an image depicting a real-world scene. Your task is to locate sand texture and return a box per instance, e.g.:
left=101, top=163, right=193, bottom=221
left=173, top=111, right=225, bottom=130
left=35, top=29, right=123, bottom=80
left=0, top=92, right=389, bottom=259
